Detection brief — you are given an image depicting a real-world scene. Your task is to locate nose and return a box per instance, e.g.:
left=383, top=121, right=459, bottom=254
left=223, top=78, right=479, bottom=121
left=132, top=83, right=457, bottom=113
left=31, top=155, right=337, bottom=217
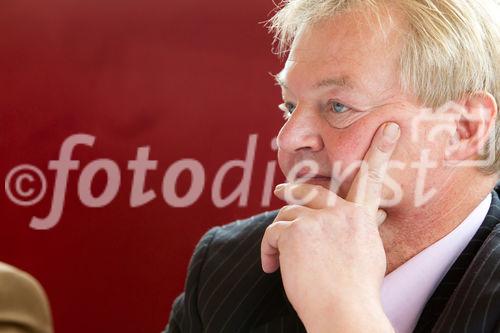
left=277, top=106, right=324, bottom=153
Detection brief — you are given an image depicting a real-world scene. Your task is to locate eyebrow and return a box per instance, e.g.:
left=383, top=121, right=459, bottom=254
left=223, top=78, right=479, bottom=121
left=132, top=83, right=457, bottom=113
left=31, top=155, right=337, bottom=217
left=273, top=71, right=353, bottom=91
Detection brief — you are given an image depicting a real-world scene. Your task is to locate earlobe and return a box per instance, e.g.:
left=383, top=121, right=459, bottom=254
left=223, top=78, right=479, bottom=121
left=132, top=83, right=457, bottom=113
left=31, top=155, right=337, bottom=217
left=444, top=92, right=498, bottom=164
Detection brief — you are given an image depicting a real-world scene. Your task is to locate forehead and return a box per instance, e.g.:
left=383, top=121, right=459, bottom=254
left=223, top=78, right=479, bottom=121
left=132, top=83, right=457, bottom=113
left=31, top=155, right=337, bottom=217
left=279, top=8, right=404, bottom=96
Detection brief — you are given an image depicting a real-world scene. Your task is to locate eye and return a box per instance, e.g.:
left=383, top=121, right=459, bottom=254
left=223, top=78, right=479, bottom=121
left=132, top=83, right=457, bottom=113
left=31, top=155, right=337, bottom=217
left=331, top=102, right=350, bottom=113
left=278, top=102, right=296, bottom=119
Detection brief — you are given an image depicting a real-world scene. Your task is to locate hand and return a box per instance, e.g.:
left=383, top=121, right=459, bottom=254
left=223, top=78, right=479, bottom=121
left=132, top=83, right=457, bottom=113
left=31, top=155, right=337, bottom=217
left=260, top=122, right=400, bottom=333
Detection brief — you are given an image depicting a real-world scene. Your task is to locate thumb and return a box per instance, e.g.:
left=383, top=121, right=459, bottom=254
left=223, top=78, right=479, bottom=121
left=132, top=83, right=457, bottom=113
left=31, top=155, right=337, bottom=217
left=376, top=209, right=387, bottom=226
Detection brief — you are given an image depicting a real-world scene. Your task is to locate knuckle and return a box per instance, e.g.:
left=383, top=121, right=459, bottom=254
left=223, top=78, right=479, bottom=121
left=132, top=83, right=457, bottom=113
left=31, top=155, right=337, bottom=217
left=276, top=204, right=302, bottom=220
left=263, top=223, right=274, bottom=236
left=312, top=184, right=328, bottom=196
left=281, top=204, right=300, bottom=214
left=367, top=166, right=385, bottom=183
left=288, top=218, right=309, bottom=235
left=266, top=221, right=281, bottom=235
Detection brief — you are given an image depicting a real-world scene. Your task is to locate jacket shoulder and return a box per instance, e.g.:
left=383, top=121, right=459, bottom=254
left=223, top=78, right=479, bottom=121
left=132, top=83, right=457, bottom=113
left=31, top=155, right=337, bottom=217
left=165, top=210, right=284, bottom=333
left=197, top=210, right=285, bottom=332
left=199, top=209, right=279, bottom=283
left=211, top=210, right=278, bottom=247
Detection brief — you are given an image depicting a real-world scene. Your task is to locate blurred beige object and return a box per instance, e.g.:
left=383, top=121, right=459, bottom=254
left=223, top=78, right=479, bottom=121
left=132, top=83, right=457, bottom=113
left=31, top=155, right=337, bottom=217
left=0, top=262, right=53, bottom=333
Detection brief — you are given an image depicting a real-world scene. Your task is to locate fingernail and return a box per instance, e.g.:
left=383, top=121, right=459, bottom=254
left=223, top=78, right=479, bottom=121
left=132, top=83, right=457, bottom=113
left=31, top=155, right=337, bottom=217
left=274, top=184, right=286, bottom=192
left=383, top=122, right=400, bottom=141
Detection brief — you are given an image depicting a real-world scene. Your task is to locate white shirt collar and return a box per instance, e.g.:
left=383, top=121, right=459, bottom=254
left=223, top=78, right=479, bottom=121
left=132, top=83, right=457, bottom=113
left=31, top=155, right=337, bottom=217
left=380, top=193, right=492, bottom=333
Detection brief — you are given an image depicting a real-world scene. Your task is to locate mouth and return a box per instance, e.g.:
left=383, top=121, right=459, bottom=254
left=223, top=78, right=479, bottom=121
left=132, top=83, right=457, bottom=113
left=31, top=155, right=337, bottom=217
left=294, top=168, right=333, bottom=183
left=296, top=174, right=331, bottom=181
left=290, top=168, right=343, bottom=194
left=294, top=176, right=334, bottom=193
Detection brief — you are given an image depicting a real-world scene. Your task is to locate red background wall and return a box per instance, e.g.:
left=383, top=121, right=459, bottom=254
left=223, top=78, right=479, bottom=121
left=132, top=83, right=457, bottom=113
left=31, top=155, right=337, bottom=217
left=0, top=0, right=285, bottom=332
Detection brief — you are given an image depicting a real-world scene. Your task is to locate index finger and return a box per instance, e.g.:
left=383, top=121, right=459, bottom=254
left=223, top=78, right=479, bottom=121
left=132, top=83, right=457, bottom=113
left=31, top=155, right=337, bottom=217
left=346, top=122, right=400, bottom=216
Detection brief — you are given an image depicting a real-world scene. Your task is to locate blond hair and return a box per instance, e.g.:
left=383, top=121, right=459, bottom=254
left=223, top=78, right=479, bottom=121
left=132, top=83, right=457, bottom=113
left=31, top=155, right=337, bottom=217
left=267, top=0, right=500, bottom=174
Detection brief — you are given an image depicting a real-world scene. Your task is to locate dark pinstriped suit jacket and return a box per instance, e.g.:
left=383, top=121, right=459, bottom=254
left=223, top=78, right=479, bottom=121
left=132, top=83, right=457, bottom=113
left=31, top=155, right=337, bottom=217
left=165, top=187, right=500, bottom=333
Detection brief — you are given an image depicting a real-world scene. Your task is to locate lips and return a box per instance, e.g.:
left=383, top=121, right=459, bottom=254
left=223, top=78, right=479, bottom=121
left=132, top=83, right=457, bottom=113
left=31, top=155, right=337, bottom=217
left=298, top=174, right=331, bottom=180
left=295, top=175, right=332, bottom=183
left=294, top=168, right=332, bottom=181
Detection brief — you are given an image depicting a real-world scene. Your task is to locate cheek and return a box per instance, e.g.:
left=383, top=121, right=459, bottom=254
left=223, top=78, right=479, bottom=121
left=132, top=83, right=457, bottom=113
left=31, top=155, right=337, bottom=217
left=322, top=114, right=381, bottom=164
left=322, top=110, right=418, bottom=193
left=277, top=149, right=287, bottom=175
left=391, top=116, right=450, bottom=167
left=321, top=119, right=376, bottom=196
left=277, top=148, right=295, bottom=178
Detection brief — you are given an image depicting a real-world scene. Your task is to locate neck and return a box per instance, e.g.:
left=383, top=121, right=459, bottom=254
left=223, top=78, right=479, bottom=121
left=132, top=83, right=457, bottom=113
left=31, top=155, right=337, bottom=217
left=380, top=171, right=498, bottom=274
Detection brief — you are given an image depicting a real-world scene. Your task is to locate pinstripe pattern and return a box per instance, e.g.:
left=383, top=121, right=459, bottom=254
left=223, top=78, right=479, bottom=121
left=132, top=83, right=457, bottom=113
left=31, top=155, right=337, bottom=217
left=164, top=211, right=304, bottom=333
left=414, top=189, right=500, bottom=333
left=165, top=189, right=500, bottom=333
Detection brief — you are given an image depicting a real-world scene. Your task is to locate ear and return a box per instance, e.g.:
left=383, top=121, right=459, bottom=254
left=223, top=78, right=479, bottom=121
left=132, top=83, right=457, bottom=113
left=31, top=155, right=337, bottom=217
left=445, top=92, right=498, bottom=164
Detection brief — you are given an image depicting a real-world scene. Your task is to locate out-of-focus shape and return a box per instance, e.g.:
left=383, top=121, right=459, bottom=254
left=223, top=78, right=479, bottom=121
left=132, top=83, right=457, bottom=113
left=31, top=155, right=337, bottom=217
left=0, top=262, right=53, bottom=333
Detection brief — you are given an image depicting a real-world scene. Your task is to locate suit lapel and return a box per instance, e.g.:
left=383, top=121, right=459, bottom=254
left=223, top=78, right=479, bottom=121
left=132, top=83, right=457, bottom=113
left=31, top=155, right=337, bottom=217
left=432, top=221, right=500, bottom=332
left=414, top=188, right=500, bottom=332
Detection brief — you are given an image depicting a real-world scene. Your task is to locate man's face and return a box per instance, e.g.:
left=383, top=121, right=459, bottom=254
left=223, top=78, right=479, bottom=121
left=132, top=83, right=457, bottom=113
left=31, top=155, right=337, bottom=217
left=276, top=10, right=450, bottom=207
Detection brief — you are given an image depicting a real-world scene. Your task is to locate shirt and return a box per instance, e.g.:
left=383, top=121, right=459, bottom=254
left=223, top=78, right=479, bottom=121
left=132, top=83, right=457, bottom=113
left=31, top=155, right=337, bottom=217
left=380, top=193, right=492, bottom=333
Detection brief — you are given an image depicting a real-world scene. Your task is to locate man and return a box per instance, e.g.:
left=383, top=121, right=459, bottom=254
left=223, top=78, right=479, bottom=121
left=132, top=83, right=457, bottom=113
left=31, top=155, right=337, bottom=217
left=0, top=262, right=53, bottom=333
left=165, top=0, right=500, bottom=332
